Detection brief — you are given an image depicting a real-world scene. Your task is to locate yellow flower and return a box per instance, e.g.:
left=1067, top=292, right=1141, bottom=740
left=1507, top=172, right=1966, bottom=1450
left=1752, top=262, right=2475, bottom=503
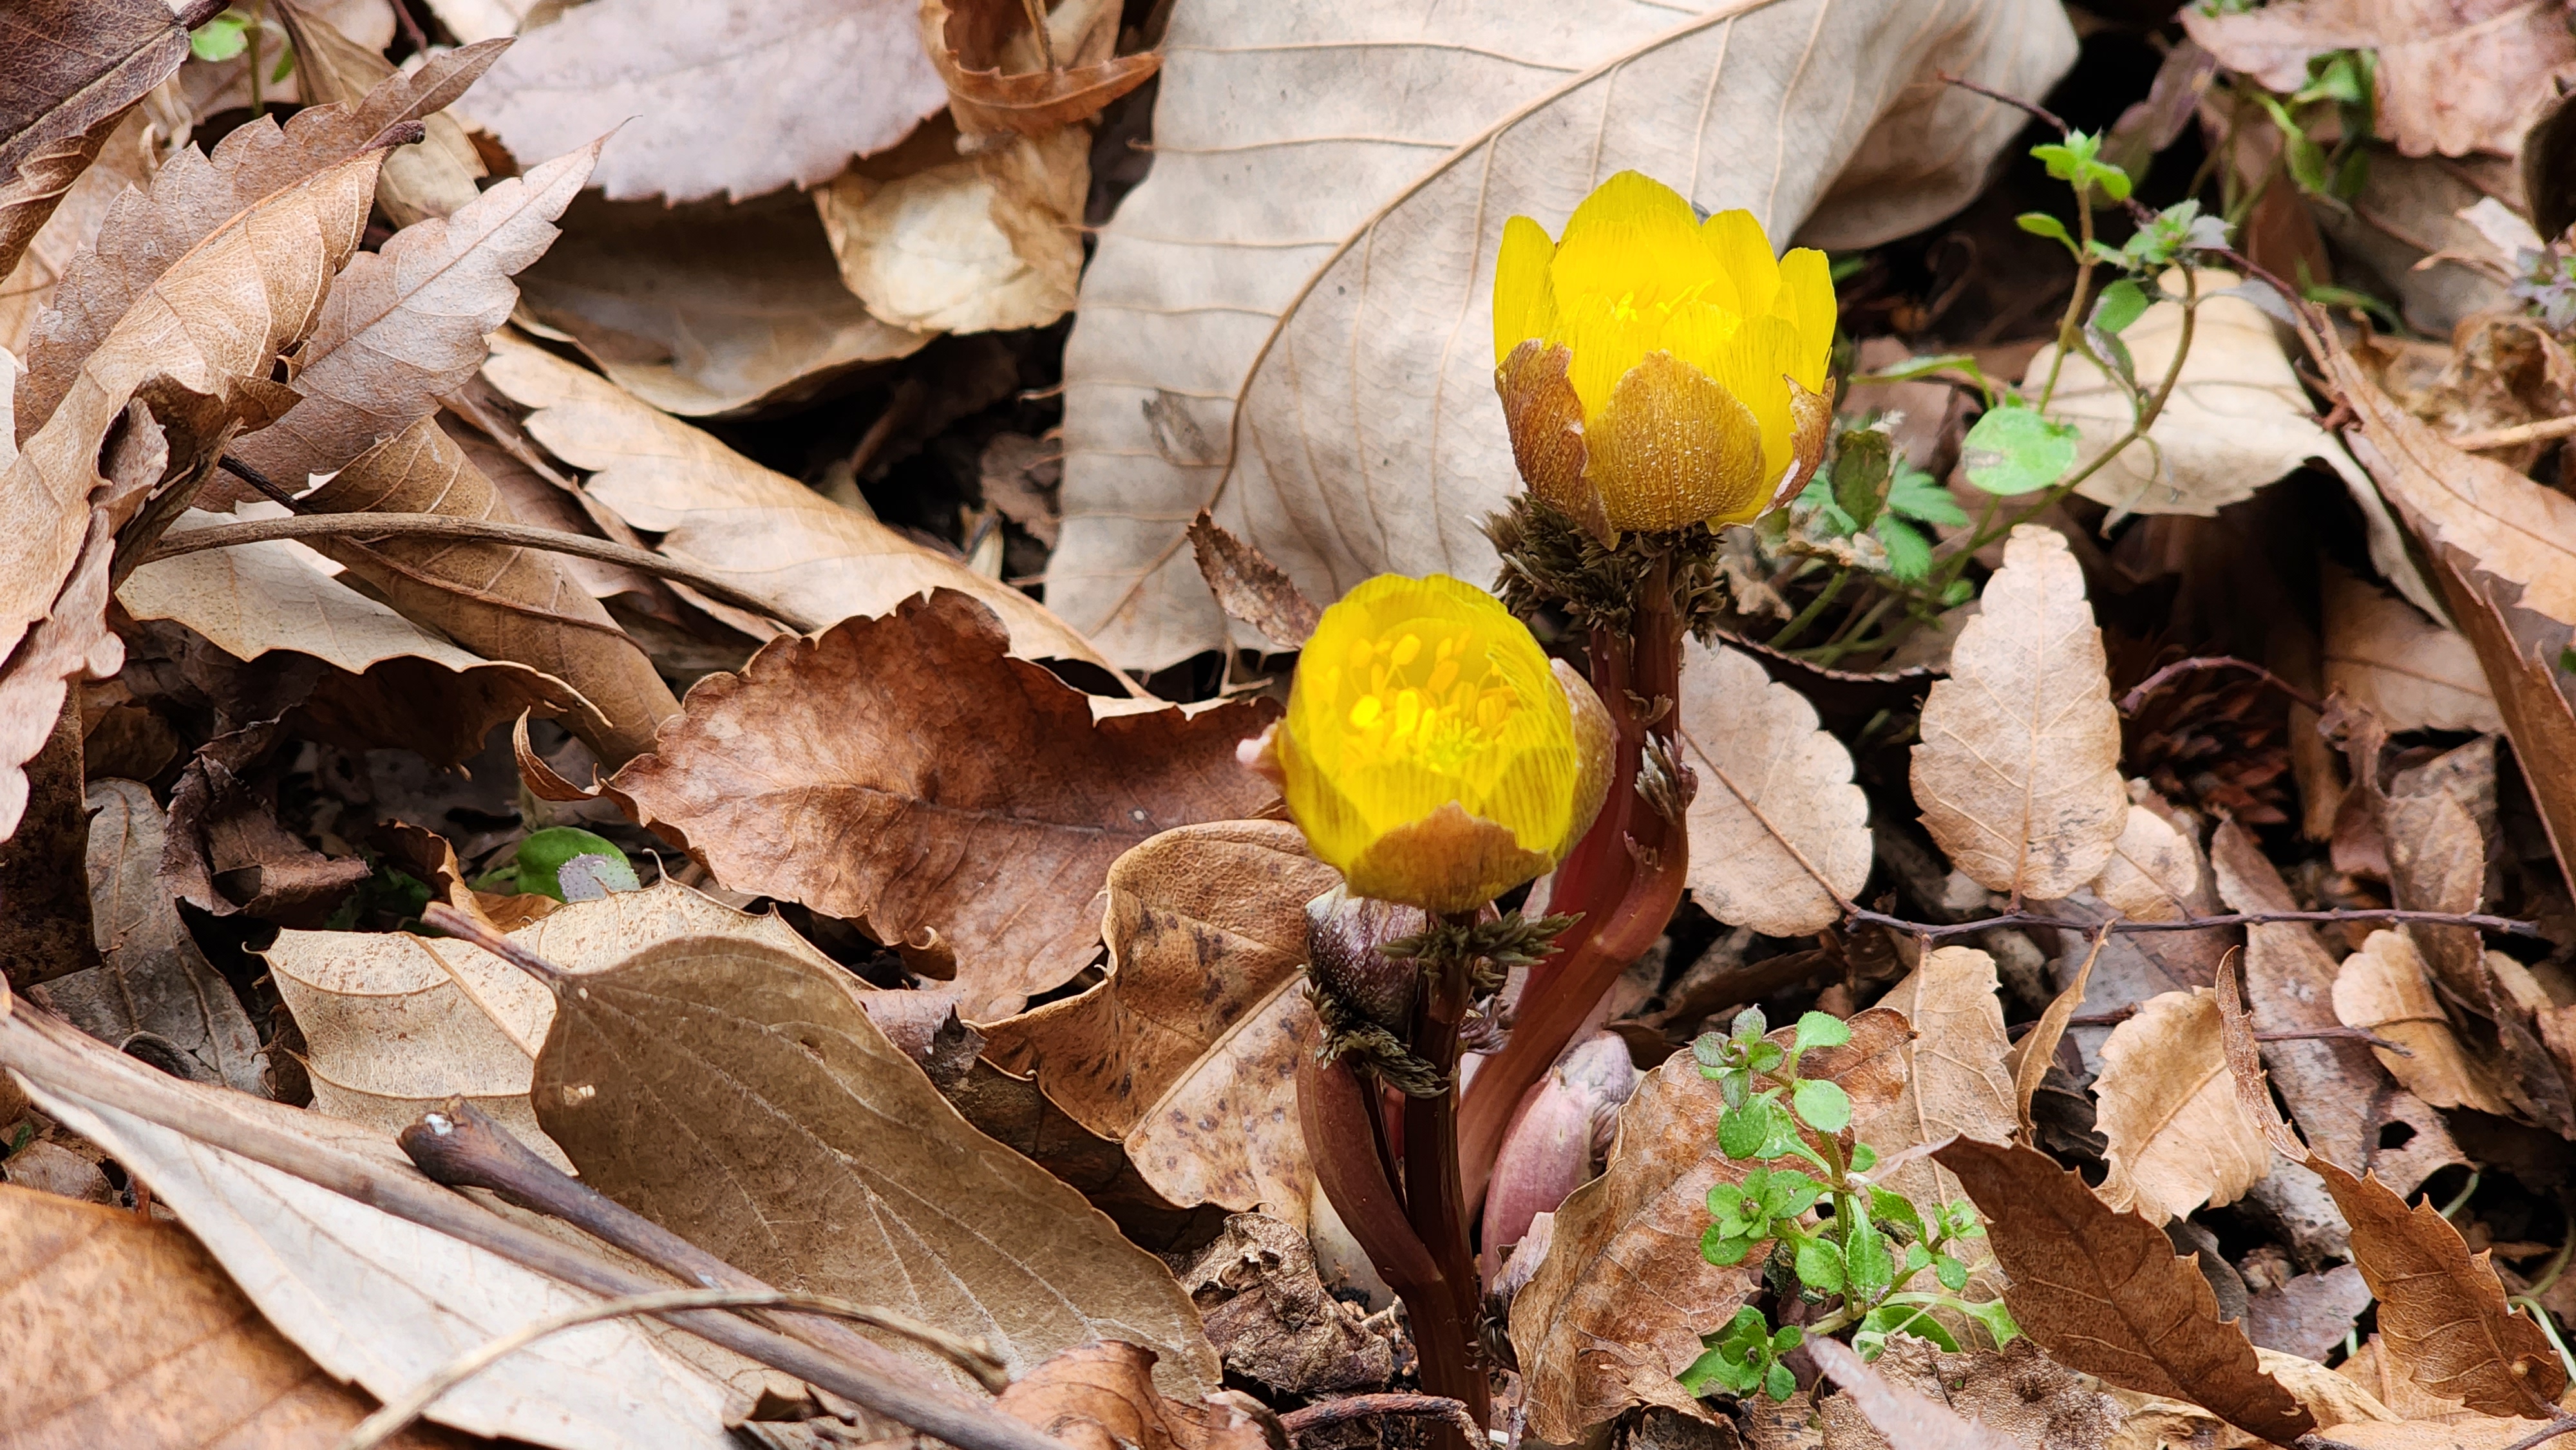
left=1493, top=170, right=1837, bottom=536
left=1260, top=574, right=1610, bottom=913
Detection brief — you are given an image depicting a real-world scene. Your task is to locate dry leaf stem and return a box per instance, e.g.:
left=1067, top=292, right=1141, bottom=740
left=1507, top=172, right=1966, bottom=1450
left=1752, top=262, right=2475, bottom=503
left=146, top=507, right=822, bottom=632
left=0, top=1005, right=1068, bottom=1450
left=1276, top=1394, right=1481, bottom=1444
left=1459, top=556, right=1691, bottom=1208
left=338, top=1286, right=1007, bottom=1450
left=1843, top=903, right=2539, bottom=943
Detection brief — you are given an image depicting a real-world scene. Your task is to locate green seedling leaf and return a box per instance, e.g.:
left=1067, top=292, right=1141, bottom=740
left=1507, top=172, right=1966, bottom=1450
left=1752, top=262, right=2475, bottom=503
left=1792, top=1077, right=1851, bottom=1133
left=1762, top=1169, right=1823, bottom=1219
left=1885, top=462, right=1965, bottom=527
left=1830, top=429, right=1895, bottom=531
left=1845, top=1213, right=1895, bottom=1303
left=1732, top=1006, right=1768, bottom=1042
left=509, top=827, right=640, bottom=903
left=1861, top=1302, right=1960, bottom=1352
left=2092, top=278, right=2150, bottom=335
left=1747, top=1040, right=1786, bottom=1074
left=1960, top=1295, right=2020, bottom=1346
left=191, top=11, right=250, bottom=61
left=1873, top=516, right=1931, bottom=582
left=1765, top=1362, right=1797, bottom=1401
left=2016, top=211, right=2076, bottom=256
left=1719, top=1101, right=1772, bottom=1159
left=1960, top=402, right=2077, bottom=494
left=1792, top=1011, right=1852, bottom=1051
left=1702, top=1227, right=1761, bottom=1266
left=1846, top=1141, right=1879, bottom=1172
left=1794, top=1236, right=1846, bottom=1294
left=1692, top=1031, right=1728, bottom=1069
left=1868, top=1185, right=1924, bottom=1239
left=1937, top=1253, right=1969, bottom=1292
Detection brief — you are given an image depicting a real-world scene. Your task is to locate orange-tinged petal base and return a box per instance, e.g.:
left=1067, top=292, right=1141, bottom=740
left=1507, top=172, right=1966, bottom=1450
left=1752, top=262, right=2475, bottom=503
left=1761, top=375, right=1833, bottom=518
left=1495, top=339, right=1605, bottom=540
left=1342, top=798, right=1553, bottom=914
left=1582, top=350, right=1766, bottom=531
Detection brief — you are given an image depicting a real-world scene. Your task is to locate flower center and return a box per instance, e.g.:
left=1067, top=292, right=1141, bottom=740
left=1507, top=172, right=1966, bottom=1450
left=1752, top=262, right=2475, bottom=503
left=1325, top=627, right=1524, bottom=777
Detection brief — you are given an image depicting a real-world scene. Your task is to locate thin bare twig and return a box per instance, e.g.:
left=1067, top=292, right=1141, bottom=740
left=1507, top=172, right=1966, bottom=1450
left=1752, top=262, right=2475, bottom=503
left=2450, top=415, right=2576, bottom=452
left=1848, top=905, right=2541, bottom=942
left=2058, top=1004, right=2412, bottom=1055
left=2492, top=1416, right=2576, bottom=1450
left=146, top=509, right=819, bottom=633
left=1936, top=71, right=2067, bottom=135
left=1278, top=1395, right=1482, bottom=1445
left=336, top=1287, right=1007, bottom=1450
left=2117, top=654, right=2327, bottom=717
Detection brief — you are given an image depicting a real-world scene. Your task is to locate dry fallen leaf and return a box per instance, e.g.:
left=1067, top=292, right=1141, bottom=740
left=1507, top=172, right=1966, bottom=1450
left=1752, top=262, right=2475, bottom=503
left=1804, top=1334, right=2023, bottom=1450
left=30, top=778, right=265, bottom=1095
left=815, top=127, right=1088, bottom=336
left=2086, top=782, right=2201, bottom=923
left=2244, top=1265, right=2376, bottom=1363
left=1931, top=1136, right=2315, bottom=1444
left=272, top=0, right=486, bottom=229
left=519, top=190, right=929, bottom=417
left=2094, top=988, right=2277, bottom=1224
left=15, top=42, right=507, bottom=440
left=993, top=1342, right=1273, bottom=1450
left=2213, top=960, right=2568, bottom=1419
left=980, top=820, right=1340, bottom=1225
left=1680, top=637, right=1874, bottom=937
left=922, top=0, right=1159, bottom=145
left=2208, top=818, right=2463, bottom=1194
left=265, top=878, right=830, bottom=1168
left=1052, top=0, right=2078, bottom=666
left=1, top=149, right=388, bottom=844
left=225, top=140, right=599, bottom=493
left=1510, top=1010, right=1913, bottom=1441
left=479, top=329, right=1120, bottom=670
left=1817, top=1337, right=2125, bottom=1450
left=0, top=1183, right=482, bottom=1449
left=1182, top=1212, right=1393, bottom=1394
left=1912, top=526, right=2129, bottom=900
left=526, top=925, right=1223, bottom=1399
left=2322, top=563, right=2503, bottom=735
left=1184, top=511, right=1320, bottom=650
left=605, top=590, right=1276, bottom=1021
left=120, top=510, right=584, bottom=764
left=0, top=108, right=154, bottom=355
left=0, top=0, right=199, bottom=279
left=1859, top=946, right=2018, bottom=1234
left=0, top=1006, right=743, bottom=1449
left=2183, top=0, right=2576, bottom=158
left=2102, top=1346, right=2398, bottom=1450
left=2334, top=930, right=2515, bottom=1116
left=464, top=0, right=948, bottom=203
left=299, top=413, right=681, bottom=765
left=2038, top=274, right=2364, bottom=518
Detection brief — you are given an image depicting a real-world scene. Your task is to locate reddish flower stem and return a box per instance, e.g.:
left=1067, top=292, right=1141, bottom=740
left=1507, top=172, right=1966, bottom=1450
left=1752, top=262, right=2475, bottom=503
left=1459, top=559, right=1690, bottom=1214
left=1402, top=915, right=1490, bottom=1436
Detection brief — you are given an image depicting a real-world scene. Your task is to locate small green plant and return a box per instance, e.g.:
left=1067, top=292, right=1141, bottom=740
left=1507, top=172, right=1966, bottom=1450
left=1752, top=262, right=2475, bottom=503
left=1679, top=1007, right=2016, bottom=1399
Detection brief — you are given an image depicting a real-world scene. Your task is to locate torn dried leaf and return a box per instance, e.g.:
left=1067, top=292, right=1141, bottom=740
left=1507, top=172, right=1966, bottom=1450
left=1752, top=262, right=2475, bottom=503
left=1680, top=637, right=1874, bottom=937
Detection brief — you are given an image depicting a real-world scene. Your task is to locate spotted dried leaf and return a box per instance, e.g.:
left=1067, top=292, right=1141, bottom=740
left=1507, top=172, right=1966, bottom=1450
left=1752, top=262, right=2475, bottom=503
left=1681, top=638, right=1874, bottom=937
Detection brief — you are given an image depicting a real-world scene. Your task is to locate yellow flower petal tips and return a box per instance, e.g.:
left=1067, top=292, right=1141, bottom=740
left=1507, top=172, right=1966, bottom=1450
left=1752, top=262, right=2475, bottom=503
left=1259, top=574, right=1609, bottom=913
left=1493, top=171, right=1837, bottom=535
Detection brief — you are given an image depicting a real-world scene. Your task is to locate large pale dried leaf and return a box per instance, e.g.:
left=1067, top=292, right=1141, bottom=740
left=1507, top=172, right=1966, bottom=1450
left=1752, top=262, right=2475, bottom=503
left=2093, top=988, right=2275, bottom=1224
left=994, top=1342, right=1273, bottom=1450
left=2208, top=819, right=2462, bottom=1191
left=2101, top=1347, right=2398, bottom=1450
left=527, top=925, right=1223, bottom=1399
left=272, top=0, right=486, bottom=229
left=814, top=127, right=1086, bottom=336
left=0, top=1183, right=481, bottom=1449
left=225, top=142, right=595, bottom=491
left=1932, top=1136, right=2315, bottom=1444
left=1680, top=637, right=1873, bottom=937
left=263, top=879, right=828, bottom=1168
left=466, top=0, right=947, bottom=203
left=480, top=330, right=1117, bottom=670
left=980, top=820, right=1340, bottom=1224
left=1817, top=1337, right=2126, bottom=1450
left=119, top=511, right=581, bottom=762
left=2322, top=563, right=2503, bottom=735
left=301, top=413, right=680, bottom=764
left=2334, top=930, right=2515, bottom=1115
left=605, top=590, right=1276, bottom=1021
left=1, top=151, right=386, bottom=843
left=1509, top=1010, right=1913, bottom=1441
left=0, top=1008, right=739, bottom=1449
left=16, top=43, right=507, bottom=438
left=2183, top=0, right=2576, bottom=157
left=1861, top=947, right=2017, bottom=1219
left=520, top=189, right=928, bottom=417
left=0, top=108, right=152, bottom=355
left=2086, top=789, right=2200, bottom=923
left=0, top=0, right=196, bottom=279
left=1911, top=527, right=2128, bottom=899
left=1052, top=0, right=2076, bottom=667
left=31, top=779, right=265, bottom=1095
left=2036, top=275, right=2363, bottom=518
left=2212, top=966, right=2567, bottom=1418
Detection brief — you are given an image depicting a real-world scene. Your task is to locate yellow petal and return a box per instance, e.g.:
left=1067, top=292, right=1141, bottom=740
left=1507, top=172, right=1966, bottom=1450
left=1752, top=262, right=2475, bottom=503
left=1581, top=352, right=1767, bottom=530
left=1701, top=209, right=1779, bottom=319
left=1548, top=171, right=1715, bottom=321
left=1343, top=801, right=1553, bottom=914
left=1493, top=215, right=1557, bottom=364
left=1774, top=246, right=1838, bottom=390
left=1698, top=313, right=1805, bottom=489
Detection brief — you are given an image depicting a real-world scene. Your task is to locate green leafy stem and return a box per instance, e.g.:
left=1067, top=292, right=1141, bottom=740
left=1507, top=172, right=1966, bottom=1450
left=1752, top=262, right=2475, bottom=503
left=1679, top=1008, right=2016, bottom=1400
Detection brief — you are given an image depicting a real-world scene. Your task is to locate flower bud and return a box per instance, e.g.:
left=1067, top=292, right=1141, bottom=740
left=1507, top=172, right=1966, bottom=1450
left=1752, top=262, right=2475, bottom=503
left=1492, top=171, right=1835, bottom=536
left=1304, top=884, right=1427, bottom=1031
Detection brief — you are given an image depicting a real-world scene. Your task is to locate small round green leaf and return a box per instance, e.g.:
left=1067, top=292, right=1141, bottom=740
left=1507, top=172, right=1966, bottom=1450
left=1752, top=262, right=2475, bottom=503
left=1791, top=1078, right=1851, bottom=1133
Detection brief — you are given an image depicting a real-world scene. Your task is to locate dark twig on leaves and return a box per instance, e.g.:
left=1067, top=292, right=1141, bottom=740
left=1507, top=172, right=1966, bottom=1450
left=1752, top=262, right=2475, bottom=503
left=1846, top=905, right=2541, bottom=942
left=2057, top=1005, right=2412, bottom=1055
left=1936, top=71, right=2068, bottom=135
left=2117, top=654, right=2327, bottom=717
left=1278, top=1395, right=1482, bottom=1445
left=2493, top=1415, right=2576, bottom=1450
